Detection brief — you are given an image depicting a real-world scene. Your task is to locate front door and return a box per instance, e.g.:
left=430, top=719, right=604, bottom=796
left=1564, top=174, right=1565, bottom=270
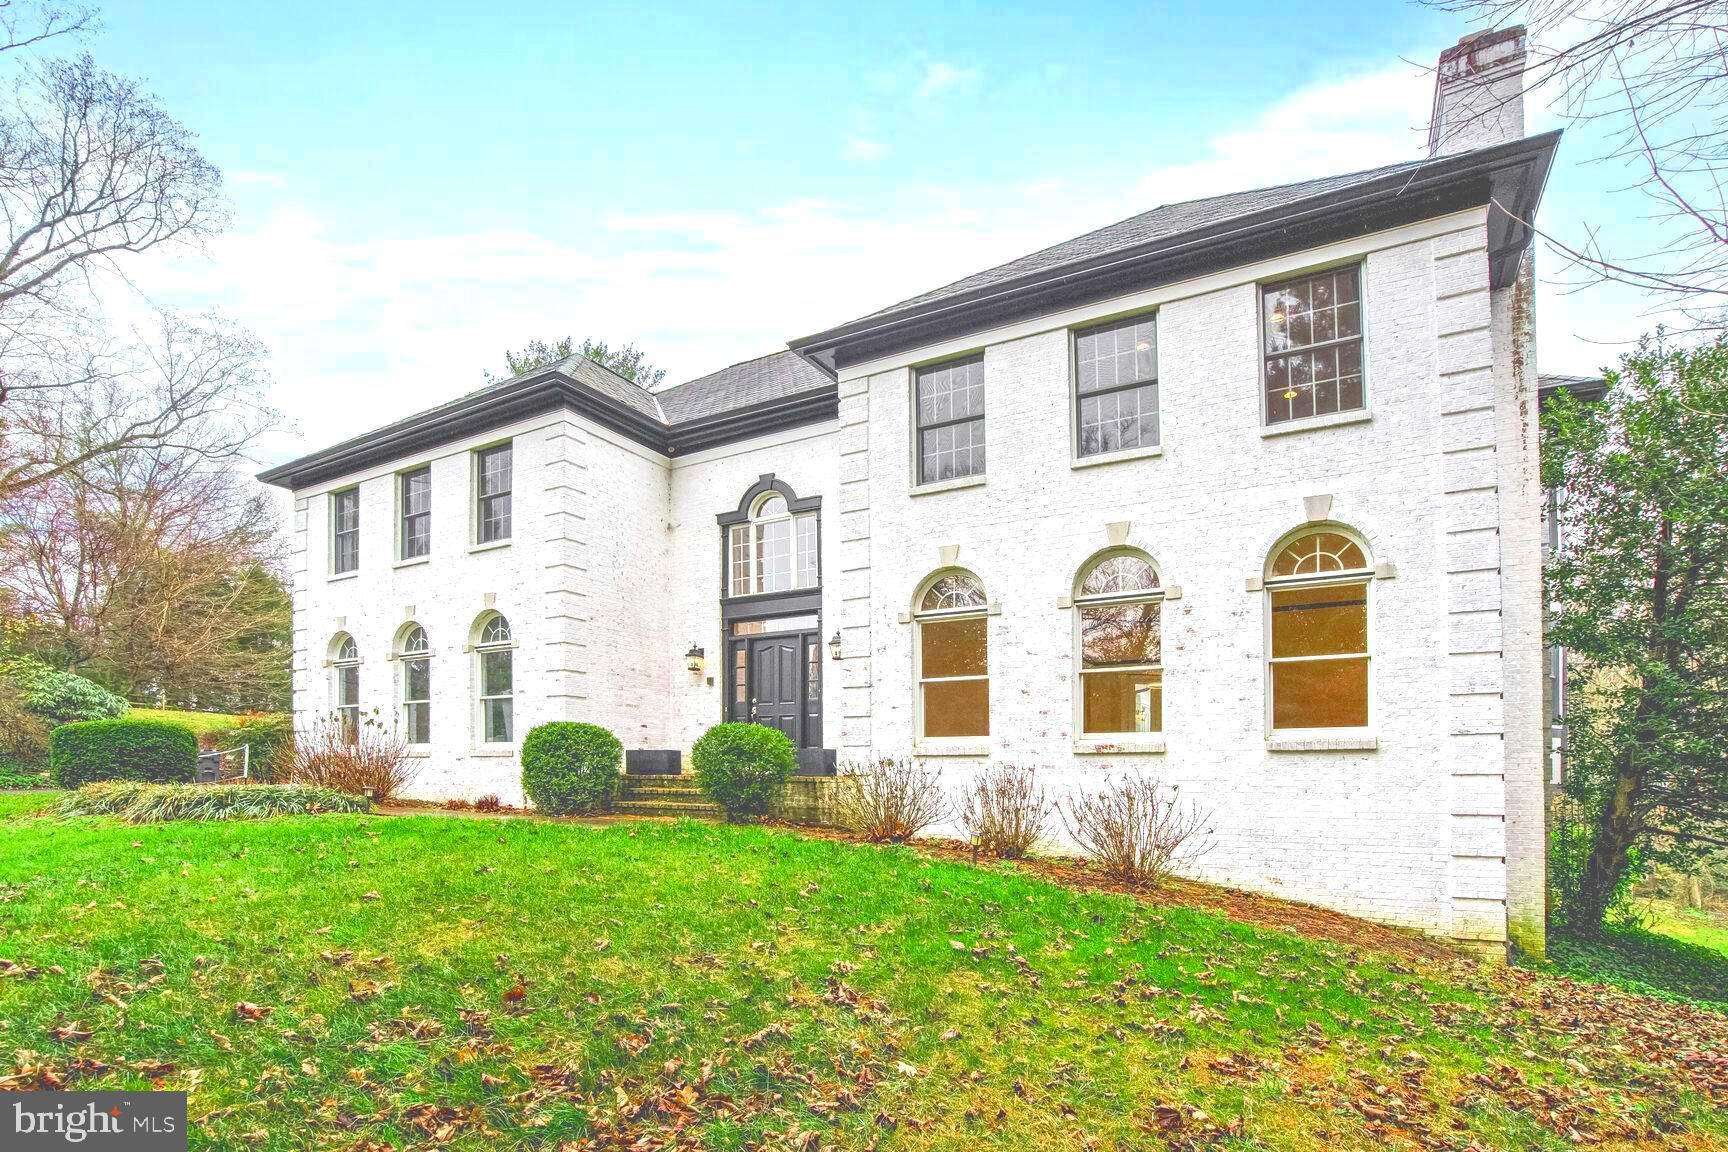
left=748, top=636, right=802, bottom=742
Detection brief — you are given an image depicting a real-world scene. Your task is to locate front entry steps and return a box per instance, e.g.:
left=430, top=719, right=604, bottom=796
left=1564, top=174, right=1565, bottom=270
left=614, top=774, right=722, bottom=819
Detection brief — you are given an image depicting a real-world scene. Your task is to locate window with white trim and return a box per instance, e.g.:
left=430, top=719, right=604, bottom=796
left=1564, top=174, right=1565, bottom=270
left=915, top=355, right=985, bottom=483
left=1074, top=552, right=1163, bottom=734
left=1074, top=314, right=1158, bottom=457
left=332, top=634, right=359, bottom=740
left=331, top=487, right=360, bottom=573
left=475, top=443, right=512, bottom=543
left=400, top=466, right=431, bottom=559
left=1262, top=265, right=1364, bottom=425
left=727, top=493, right=817, bottom=596
left=915, top=570, right=989, bottom=738
left=400, top=625, right=431, bottom=744
left=1266, top=529, right=1371, bottom=730
left=475, top=614, right=513, bottom=744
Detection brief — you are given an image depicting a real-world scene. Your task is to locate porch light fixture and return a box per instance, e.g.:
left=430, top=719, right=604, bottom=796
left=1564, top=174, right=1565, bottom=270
left=684, top=644, right=705, bottom=676
left=828, top=630, right=842, bottom=661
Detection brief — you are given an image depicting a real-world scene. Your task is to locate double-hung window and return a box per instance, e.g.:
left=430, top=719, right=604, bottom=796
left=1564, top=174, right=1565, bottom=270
left=400, top=625, right=432, bottom=744
left=475, top=443, right=512, bottom=544
left=332, top=634, right=360, bottom=741
left=915, top=570, right=989, bottom=739
left=1074, top=315, right=1158, bottom=457
left=1262, top=265, right=1364, bottom=425
left=475, top=614, right=513, bottom=744
left=399, top=467, right=431, bottom=559
left=1075, top=552, right=1163, bottom=734
left=331, top=487, right=360, bottom=574
left=1266, top=529, right=1372, bottom=730
left=914, top=355, right=985, bottom=484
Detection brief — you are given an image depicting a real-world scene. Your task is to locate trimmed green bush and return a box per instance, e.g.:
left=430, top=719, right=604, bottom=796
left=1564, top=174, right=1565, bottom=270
left=520, top=722, right=622, bottom=815
left=12, top=662, right=128, bottom=724
left=691, top=722, right=795, bottom=820
left=58, top=781, right=370, bottom=823
left=49, top=717, right=198, bottom=789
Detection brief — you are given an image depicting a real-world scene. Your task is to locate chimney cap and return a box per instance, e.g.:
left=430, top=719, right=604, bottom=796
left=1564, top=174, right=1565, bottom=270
left=1439, top=25, right=1527, bottom=72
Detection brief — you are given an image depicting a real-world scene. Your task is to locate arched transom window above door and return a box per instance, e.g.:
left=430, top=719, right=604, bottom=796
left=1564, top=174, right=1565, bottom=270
left=720, top=477, right=819, bottom=598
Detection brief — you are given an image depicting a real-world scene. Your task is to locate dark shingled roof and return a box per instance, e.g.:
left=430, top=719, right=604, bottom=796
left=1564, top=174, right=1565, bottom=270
left=656, top=351, right=832, bottom=425
left=851, top=157, right=1432, bottom=326
left=1538, top=373, right=1607, bottom=403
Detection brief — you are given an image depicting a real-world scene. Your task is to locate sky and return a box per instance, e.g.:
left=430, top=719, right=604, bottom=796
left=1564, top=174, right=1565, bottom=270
left=62, top=0, right=1695, bottom=469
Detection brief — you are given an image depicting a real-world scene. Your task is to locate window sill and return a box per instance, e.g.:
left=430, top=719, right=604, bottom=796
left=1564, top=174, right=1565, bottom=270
left=1266, top=731, right=1378, bottom=752
left=393, top=556, right=430, bottom=570
left=1260, top=408, right=1372, bottom=438
left=1071, top=444, right=1162, bottom=470
left=327, top=571, right=360, bottom=583
left=404, top=747, right=432, bottom=758
left=1073, top=736, right=1166, bottom=755
left=470, top=747, right=517, bottom=758
left=909, top=474, right=985, bottom=498
left=469, top=539, right=512, bottom=555
left=913, top=740, right=989, bottom=757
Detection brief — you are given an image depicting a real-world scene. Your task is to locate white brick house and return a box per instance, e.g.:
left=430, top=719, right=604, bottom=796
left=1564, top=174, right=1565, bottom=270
left=261, top=29, right=1558, bottom=955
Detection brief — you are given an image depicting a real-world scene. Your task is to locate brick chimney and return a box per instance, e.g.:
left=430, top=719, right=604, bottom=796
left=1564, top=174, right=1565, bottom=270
left=1428, top=26, right=1528, bottom=157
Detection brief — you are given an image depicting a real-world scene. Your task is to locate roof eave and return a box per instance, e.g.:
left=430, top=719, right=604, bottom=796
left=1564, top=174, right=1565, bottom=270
left=789, top=131, right=1561, bottom=373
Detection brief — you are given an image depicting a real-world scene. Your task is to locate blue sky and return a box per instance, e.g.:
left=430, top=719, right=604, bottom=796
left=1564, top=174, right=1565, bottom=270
left=82, top=0, right=1676, bottom=464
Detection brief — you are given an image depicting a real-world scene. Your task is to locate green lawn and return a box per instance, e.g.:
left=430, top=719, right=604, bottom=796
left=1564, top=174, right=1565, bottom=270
left=1641, top=898, right=1728, bottom=955
left=1, top=802, right=1722, bottom=1150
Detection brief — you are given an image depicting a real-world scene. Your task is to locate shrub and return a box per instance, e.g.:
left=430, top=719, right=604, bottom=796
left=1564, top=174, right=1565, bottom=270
left=691, top=723, right=795, bottom=820
left=520, top=722, right=622, bottom=815
left=14, top=663, right=128, bottom=724
left=0, top=767, right=50, bottom=789
left=0, top=677, right=51, bottom=775
left=1059, top=774, right=1209, bottom=887
left=58, top=781, right=370, bottom=823
left=473, top=794, right=504, bottom=813
left=223, top=713, right=294, bottom=781
left=958, top=763, right=1050, bottom=859
left=835, top=756, right=948, bottom=842
left=49, top=717, right=198, bottom=789
left=282, top=713, right=415, bottom=801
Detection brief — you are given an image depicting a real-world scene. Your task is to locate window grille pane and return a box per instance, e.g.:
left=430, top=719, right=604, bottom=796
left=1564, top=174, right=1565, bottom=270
left=1271, top=657, right=1368, bottom=729
left=919, top=572, right=986, bottom=612
left=405, top=702, right=430, bottom=744
left=478, top=445, right=512, bottom=496
left=478, top=493, right=512, bottom=543
left=338, top=665, right=359, bottom=708
left=1269, top=532, right=1367, bottom=578
left=1270, top=583, right=1368, bottom=658
left=484, top=698, right=512, bottom=743
left=404, top=656, right=430, bottom=702
left=755, top=518, right=792, bottom=593
left=920, top=616, right=987, bottom=678
left=481, top=649, right=512, bottom=696
left=1080, top=602, right=1161, bottom=667
left=795, top=515, right=818, bottom=588
left=1078, top=554, right=1159, bottom=596
left=1081, top=669, right=1162, bottom=734
left=921, top=679, right=988, bottom=738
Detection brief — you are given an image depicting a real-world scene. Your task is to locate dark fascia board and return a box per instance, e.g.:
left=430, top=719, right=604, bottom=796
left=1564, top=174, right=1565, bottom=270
left=256, top=371, right=840, bottom=491
left=788, top=132, right=1561, bottom=374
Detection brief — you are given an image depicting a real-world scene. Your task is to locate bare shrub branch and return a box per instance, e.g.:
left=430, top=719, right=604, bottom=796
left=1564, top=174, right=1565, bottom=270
left=835, top=756, right=949, bottom=842
left=1059, top=774, right=1210, bottom=887
left=282, top=713, right=416, bottom=802
left=0, top=2, right=95, bottom=55
left=958, top=763, right=1051, bottom=859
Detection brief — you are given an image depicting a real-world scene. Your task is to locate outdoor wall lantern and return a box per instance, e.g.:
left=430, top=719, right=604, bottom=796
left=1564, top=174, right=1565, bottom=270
left=684, top=644, right=705, bottom=676
left=828, top=630, right=842, bottom=661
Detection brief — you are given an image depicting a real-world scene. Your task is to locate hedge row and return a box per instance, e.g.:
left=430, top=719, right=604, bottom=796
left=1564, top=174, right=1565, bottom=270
left=49, top=717, right=199, bottom=789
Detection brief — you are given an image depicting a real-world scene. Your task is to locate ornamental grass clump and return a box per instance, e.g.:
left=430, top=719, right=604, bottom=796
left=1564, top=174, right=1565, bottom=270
left=58, top=781, right=371, bottom=823
left=282, top=713, right=415, bottom=801
left=835, top=756, right=948, bottom=842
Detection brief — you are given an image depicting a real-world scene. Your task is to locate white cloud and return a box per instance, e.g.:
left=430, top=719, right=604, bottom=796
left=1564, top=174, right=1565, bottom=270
left=915, top=59, right=979, bottom=100
left=121, top=50, right=1641, bottom=475
left=843, top=136, right=886, bottom=163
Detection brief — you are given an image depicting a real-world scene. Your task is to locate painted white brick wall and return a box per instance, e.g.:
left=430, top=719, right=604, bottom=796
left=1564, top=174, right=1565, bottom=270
left=836, top=209, right=1536, bottom=943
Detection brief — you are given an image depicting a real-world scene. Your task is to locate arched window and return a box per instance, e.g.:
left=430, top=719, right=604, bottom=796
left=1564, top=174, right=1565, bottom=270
left=1265, top=528, right=1372, bottom=730
left=1074, top=551, right=1163, bottom=735
left=914, top=570, right=989, bottom=739
left=399, top=625, right=431, bottom=744
left=729, top=491, right=817, bottom=596
left=475, top=614, right=513, bottom=744
left=331, top=634, right=360, bottom=740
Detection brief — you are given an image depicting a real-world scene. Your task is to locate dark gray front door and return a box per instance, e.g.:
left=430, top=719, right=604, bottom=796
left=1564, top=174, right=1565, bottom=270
left=749, top=636, right=802, bottom=743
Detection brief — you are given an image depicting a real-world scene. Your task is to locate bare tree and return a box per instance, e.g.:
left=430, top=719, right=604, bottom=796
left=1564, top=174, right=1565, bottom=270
left=0, top=1, right=94, bottom=55
left=0, top=311, right=272, bottom=500
left=1424, top=2, right=1728, bottom=318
